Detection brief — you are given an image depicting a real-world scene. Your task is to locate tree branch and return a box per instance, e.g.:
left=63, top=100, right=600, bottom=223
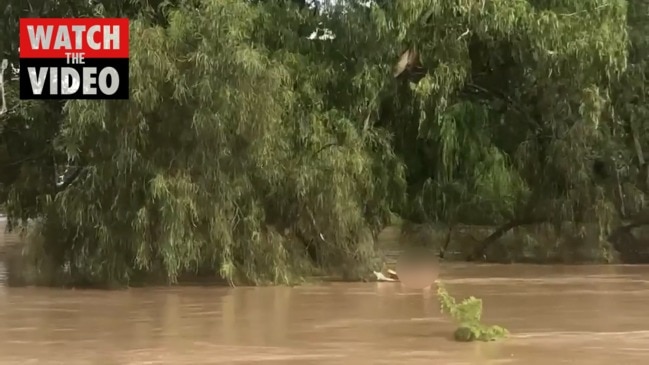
left=468, top=217, right=544, bottom=261
left=439, top=224, right=454, bottom=259
left=0, top=59, right=7, bottom=116
left=56, top=166, right=84, bottom=192
left=312, top=142, right=338, bottom=157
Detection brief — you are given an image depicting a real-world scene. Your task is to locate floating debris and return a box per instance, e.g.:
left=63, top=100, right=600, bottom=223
left=372, top=270, right=397, bottom=282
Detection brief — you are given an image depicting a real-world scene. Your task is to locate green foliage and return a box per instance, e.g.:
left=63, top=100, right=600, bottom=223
left=2, top=0, right=405, bottom=286
left=437, top=282, right=508, bottom=342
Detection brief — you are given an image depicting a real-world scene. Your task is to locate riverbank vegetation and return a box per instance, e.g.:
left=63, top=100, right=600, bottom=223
left=1, top=0, right=649, bottom=286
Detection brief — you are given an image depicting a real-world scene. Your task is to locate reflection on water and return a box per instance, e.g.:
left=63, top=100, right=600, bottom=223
left=2, top=224, right=649, bottom=364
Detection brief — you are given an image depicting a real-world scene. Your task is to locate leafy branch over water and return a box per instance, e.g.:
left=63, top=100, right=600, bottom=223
left=437, top=282, right=508, bottom=342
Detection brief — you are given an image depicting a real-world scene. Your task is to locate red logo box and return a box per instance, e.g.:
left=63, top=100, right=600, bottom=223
left=19, top=18, right=129, bottom=99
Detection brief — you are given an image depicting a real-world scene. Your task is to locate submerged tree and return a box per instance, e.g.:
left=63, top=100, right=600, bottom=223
left=4, top=0, right=407, bottom=286
left=382, top=0, right=628, bottom=260
left=310, top=0, right=628, bottom=260
left=605, top=0, right=649, bottom=261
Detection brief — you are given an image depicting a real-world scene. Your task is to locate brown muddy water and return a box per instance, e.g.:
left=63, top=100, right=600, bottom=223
left=1, top=220, right=649, bottom=364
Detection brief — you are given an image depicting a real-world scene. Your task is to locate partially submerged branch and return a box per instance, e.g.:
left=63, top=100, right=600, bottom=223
left=468, top=217, right=544, bottom=261
left=609, top=210, right=649, bottom=237
left=439, top=224, right=454, bottom=259
left=607, top=211, right=649, bottom=263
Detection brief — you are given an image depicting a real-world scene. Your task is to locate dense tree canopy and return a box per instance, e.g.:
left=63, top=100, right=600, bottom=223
left=1, top=0, right=648, bottom=286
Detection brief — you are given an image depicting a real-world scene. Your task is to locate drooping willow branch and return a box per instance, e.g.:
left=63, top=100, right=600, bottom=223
left=0, top=59, right=7, bottom=115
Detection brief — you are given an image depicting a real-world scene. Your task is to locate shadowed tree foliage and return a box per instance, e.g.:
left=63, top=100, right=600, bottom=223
left=1, top=0, right=648, bottom=286
left=346, top=0, right=628, bottom=259
left=606, top=0, right=649, bottom=261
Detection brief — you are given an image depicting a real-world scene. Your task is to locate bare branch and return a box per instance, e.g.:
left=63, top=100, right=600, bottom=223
left=0, top=59, right=8, bottom=116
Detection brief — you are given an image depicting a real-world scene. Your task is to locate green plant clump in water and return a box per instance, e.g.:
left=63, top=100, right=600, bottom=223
left=437, top=282, right=508, bottom=342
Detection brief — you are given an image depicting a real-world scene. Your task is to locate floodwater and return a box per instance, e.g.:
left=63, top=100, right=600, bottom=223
left=1, top=221, right=649, bottom=364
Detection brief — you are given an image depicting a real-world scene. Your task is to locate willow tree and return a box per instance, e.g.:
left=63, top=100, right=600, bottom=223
left=611, top=0, right=649, bottom=209
left=251, top=0, right=629, bottom=260
left=0, top=0, right=181, bottom=216
left=605, top=0, right=649, bottom=261
left=5, top=0, right=408, bottom=286
left=351, top=0, right=628, bottom=259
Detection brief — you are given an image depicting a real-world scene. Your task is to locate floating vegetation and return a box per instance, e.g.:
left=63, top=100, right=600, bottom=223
left=437, top=282, right=508, bottom=342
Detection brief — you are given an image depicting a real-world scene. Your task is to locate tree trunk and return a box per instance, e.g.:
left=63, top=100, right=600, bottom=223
left=468, top=218, right=540, bottom=261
